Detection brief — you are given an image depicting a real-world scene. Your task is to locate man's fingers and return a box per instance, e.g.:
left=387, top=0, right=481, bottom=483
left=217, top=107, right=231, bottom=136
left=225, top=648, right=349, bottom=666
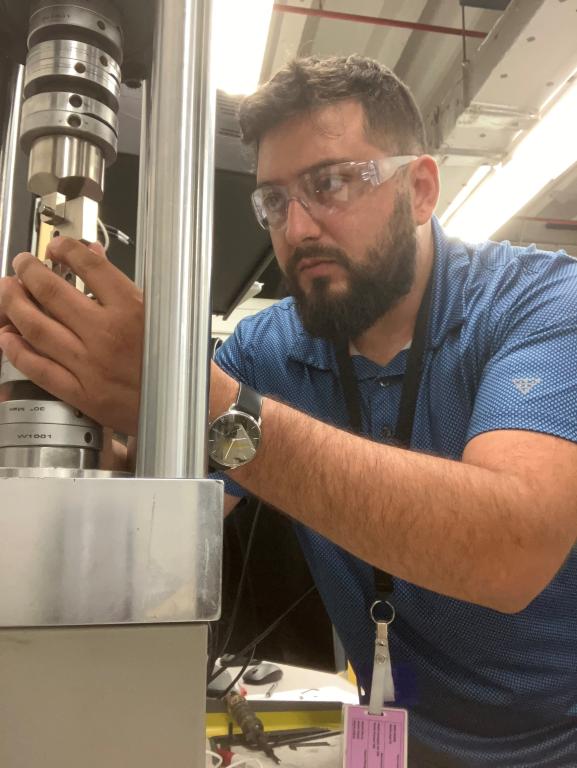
left=10, top=253, right=99, bottom=334
left=0, top=332, right=83, bottom=406
left=46, top=237, right=141, bottom=306
left=0, top=277, right=85, bottom=365
left=0, top=322, right=18, bottom=336
left=89, top=241, right=107, bottom=258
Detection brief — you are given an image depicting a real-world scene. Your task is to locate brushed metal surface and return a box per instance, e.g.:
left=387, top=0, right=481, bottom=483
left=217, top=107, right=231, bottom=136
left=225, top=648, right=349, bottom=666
left=136, top=0, right=216, bottom=478
left=2, top=0, right=154, bottom=82
left=21, top=91, right=118, bottom=159
left=0, top=466, right=120, bottom=477
left=0, top=476, right=223, bottom=626
left=28, top=0, right=124, bottom=63
left=26, top=135, right=107, bottom=198
left=0, top=400, right=95, bottom=426
left=0, top=624, right=208, bottom=768
left=24, top=38, right=121, bottom=109
left=0, top=421, right=102, bottom=449
left=0, top=446, right=100, bottom=468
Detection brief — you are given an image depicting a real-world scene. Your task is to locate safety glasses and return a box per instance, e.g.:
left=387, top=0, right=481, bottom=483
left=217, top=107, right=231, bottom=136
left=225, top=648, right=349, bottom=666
left=251, top=155, right=417, bottom=230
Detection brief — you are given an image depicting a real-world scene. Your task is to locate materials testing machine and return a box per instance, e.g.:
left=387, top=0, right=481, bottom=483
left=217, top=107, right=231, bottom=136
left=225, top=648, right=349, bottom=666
left=0, top=1, right=222, bottom=765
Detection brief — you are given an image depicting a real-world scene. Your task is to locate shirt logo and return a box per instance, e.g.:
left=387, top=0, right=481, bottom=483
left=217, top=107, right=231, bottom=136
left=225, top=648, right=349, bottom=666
left=512, top=377, right=541, bottom=395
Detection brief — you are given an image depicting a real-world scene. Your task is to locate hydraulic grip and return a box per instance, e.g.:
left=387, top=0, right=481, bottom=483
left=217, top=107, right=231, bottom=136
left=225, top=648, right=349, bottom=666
left=0, top=0, right=123, bottom=470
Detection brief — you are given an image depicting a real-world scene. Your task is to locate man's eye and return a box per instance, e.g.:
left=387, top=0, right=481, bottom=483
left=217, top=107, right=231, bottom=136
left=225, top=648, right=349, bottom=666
left=311, top=172, right=351, bottom=202
left=262, top=191, right=286, bottom=212
left=315, top=173, right=346, bottom=193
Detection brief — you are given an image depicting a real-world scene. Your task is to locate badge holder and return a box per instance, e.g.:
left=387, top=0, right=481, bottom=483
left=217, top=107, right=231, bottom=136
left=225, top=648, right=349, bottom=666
left=342, top=600, right=408, bottom=768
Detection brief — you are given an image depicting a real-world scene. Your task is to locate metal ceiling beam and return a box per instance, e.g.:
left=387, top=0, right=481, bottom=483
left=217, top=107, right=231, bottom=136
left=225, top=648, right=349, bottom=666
left=296, top=0, right=323, bottom=58
left=394, top=0, right=469, bottom=84
left=260, top=5, right=287, bottom=83
left=363, top=0, right=406, bottom=62
left=423, top=0, right=545, bottom=152
left=460, top=0, right=511, bottom=10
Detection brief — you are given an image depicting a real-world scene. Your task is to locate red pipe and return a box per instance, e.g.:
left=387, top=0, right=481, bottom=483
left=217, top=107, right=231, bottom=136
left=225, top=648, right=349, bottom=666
left=515, top=216, right=577, bottom=228
left=273, top=4, right=488, bottom=40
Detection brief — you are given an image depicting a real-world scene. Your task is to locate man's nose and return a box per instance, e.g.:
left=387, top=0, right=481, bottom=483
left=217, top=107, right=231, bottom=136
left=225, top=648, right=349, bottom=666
left=283, top=197, right=322, bottom=247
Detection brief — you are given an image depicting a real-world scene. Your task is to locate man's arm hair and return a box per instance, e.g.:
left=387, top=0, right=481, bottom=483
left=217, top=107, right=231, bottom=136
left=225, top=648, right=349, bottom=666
left=228, top=391, right=577, bottom=613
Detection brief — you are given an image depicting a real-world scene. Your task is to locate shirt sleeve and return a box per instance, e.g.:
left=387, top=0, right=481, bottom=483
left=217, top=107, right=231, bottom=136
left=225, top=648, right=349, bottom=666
left=210, top=330, right=252, bottom=499
left=466, top=261, right=577, bottom=445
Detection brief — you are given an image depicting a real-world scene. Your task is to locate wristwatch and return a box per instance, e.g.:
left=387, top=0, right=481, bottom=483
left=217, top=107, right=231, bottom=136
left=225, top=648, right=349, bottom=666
left=208, top=383, right=262, bottom=470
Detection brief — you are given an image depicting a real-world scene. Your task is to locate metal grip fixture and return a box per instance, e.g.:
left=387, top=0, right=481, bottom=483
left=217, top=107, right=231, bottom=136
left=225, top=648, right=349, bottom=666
left=20, top=0, right=123, bottom=231
left=0, top=0, right=124, bottom=471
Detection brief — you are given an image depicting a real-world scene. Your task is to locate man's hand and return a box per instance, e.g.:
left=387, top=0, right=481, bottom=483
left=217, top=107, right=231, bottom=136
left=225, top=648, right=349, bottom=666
left=0, top=237, right=143, bottom=435
left=99, top=428, right=130, bottom=472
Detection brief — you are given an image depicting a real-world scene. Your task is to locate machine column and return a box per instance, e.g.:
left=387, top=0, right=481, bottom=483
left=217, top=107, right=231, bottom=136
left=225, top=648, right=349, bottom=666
left=0, top=62, right=25, bottom=277
left=137, top=0, right=216, bottom=479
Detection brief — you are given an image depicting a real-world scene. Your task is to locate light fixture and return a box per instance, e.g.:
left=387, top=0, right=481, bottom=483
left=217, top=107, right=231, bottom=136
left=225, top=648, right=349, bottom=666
left=439, top=164, right=492, bottom=227
left=211, top=0, right=275, bottom=95
left=442, top=73, right=577, bottom=242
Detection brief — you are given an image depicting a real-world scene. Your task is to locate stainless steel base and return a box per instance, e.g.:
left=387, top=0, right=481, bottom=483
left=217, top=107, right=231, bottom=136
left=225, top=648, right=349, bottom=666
left=0, top=445, right=99, bottom=468
left=0, top=475, right=223, bottom=626
left=0, top=623, right=209, bottom=768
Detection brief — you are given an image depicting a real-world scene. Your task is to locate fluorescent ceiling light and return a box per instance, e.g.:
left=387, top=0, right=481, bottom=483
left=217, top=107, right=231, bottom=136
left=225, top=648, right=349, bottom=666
left=439, top=164, right=492, bottom=227
left=212, top=0, right=274, bottom=95
left=443, top=73, right=577, bottom=242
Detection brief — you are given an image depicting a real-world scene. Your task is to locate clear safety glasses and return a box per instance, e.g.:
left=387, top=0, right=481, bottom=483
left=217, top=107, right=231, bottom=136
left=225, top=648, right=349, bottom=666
left=251, top=155, right=417, bottom=231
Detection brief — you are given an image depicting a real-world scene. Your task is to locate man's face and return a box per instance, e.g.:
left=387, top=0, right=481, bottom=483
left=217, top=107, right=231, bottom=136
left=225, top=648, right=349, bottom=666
left=256, top=100, right=418, bottom=341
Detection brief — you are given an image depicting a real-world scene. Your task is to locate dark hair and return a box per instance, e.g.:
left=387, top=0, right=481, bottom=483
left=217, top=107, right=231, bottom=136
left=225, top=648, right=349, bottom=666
left=239, top=54, right=427, bottom=156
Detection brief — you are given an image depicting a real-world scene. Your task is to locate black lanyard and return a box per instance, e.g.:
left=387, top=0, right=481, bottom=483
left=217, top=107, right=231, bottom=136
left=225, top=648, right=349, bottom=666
left=334, top=272, right=433, bottom=601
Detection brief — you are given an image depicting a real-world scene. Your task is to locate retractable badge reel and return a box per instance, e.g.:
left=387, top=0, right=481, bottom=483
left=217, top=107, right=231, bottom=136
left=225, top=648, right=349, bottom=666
left=342, top=600, right=408, bottom=768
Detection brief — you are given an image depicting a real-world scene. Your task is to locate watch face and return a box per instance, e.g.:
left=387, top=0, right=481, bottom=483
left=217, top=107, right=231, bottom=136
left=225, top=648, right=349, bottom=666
left=209, top=412, right=261, bottom=468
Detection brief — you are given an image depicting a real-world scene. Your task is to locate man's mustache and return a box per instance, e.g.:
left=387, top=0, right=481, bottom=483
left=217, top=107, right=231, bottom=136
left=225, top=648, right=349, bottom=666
left=287, top=245, right=350, bottom=276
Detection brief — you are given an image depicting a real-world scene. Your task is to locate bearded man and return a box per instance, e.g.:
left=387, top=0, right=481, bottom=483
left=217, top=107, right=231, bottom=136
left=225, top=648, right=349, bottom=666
left=1, top=55, right=577, bottom=767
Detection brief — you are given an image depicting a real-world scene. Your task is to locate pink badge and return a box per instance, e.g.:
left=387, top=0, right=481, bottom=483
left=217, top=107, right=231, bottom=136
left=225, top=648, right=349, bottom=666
left=343, top=704, right=408, bottom=768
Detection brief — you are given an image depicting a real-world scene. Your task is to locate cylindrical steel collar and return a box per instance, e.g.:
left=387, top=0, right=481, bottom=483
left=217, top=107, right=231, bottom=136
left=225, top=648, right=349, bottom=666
left=21, top=91, right=118, bottom=162
left=24, top=39, right=121, bottom=110
left=28, top=0, right=124, bottom=64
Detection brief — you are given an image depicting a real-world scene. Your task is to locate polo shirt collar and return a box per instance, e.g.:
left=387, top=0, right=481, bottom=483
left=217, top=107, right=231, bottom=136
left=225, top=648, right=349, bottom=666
left=287, top=216, right=468, bottom=373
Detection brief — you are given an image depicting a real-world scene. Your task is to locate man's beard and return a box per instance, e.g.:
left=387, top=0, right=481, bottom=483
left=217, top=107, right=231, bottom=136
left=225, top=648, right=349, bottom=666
left=284, top=194, right=417, bottom=342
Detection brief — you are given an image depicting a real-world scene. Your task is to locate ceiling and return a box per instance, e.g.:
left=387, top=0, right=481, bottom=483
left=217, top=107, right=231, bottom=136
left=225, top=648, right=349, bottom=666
left=2, top=0, right=575, bottom=279
left=113, top=0, right=577, bottom=261
left=251, top=0, right=577, bottom=256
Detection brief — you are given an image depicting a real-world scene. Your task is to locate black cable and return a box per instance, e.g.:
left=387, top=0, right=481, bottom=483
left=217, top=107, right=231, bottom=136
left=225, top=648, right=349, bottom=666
left=218, top=500, right=262, bottom=660
left=218, top=647, right=256, bottom=700
left=226, top=584, right=318, bottom=667
left=206, top=499, right=260, bottom=688
left=208, top=583, right=317, bottom=685
left=271, top=729, right=342, bottom=748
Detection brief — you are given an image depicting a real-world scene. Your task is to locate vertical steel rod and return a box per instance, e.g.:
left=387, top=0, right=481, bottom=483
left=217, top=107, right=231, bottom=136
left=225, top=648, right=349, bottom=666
left=133, top=79, right=150, bottom=291
left=136, top=0, right=216, bottom=478
left=0, top=64, right=24, bottom=277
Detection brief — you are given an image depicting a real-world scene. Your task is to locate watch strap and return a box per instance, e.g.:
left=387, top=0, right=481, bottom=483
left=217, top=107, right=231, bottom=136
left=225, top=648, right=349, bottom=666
left=235, top=382, right=262, bottom=421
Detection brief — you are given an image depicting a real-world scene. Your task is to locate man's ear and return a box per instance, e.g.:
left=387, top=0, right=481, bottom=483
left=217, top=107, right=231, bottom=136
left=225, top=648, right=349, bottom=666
left=409, top=155, right=440, bottom=225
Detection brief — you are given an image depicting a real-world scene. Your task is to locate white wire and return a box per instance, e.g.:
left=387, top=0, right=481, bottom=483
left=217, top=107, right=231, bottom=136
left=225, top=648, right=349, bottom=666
left=205, top=750, right=223, bottom=767
left=97, top=217, right=110, bottom=252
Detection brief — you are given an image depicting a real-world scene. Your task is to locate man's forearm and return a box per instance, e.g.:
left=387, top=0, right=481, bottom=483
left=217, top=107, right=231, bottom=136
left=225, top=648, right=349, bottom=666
left=231, top=394, right=570, bottom=613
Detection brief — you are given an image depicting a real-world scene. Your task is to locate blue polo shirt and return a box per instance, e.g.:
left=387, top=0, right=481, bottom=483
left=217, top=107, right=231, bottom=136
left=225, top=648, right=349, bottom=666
left=214, top=217, right=577, bottom=766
